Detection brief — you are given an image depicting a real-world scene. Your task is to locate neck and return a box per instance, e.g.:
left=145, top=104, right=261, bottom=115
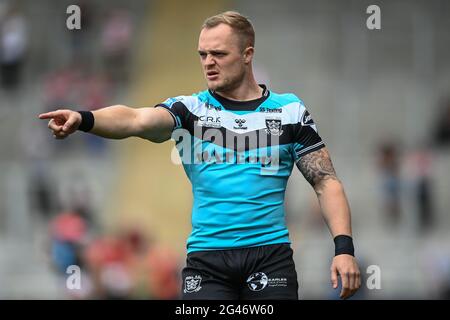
left=214, top=73, right=262, bottom=101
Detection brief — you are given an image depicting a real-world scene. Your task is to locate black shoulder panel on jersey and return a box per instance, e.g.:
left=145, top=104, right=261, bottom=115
left=155, top=101, right=195, bottom=130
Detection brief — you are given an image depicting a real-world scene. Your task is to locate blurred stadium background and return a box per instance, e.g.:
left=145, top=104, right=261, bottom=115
left=0, top=0, right=449, bottom=299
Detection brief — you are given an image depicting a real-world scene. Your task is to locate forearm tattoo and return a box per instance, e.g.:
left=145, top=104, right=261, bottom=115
left=296, top=148, right=339, bottom=191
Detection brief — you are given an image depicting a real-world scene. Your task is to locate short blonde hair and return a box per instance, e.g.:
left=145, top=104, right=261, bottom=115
left=202, top=11, right=255, bottom=50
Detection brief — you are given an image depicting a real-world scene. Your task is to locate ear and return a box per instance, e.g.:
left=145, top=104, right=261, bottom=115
left=243, top=47, right=254, bottom=64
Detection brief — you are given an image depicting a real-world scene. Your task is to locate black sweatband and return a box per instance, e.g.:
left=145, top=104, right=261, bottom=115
left=334, top=235, right=355, bottom=256
left=77, top=111, right=95, bottom=132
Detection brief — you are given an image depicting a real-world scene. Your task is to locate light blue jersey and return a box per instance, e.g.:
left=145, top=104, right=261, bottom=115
left=156, top=85, right=324, bottom=253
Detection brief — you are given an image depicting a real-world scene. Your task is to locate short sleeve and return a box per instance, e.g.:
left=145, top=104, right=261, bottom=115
left=154, top=96, right=189, bottom=131
left=292, top=103, right=325, bottom=161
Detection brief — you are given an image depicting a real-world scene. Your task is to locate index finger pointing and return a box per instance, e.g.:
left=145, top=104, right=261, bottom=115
left=38, top=111, right=59, bottom=119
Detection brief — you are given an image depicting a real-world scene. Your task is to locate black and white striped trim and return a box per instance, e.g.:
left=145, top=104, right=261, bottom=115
left=295, top=141, right=325, bottom=159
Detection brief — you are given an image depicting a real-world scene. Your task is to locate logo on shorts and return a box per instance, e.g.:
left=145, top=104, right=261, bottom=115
left=247, top=272, right=288, bottom=292
left=247, top=272, right=268, bottom=291
left=184, top=275, right=202, bottom=293
left=265, top=118, right=283, bottom=136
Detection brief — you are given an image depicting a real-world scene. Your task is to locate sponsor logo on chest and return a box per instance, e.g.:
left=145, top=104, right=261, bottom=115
left=198, top=115, right=221, bottom=128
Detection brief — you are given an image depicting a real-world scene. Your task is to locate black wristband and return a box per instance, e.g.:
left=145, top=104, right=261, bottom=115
left=77, top=111, right=95, bottom=132
left=334, top=235, right=355, bottom=256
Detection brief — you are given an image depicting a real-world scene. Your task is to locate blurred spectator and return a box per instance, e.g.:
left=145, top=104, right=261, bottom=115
left=146, top=243, right=181, bottom=299
left=48, top=210, right=90, bottom=299
left=433, top=99, right=450, bottom=148
left=82, top=226, right=182, bottom=300
left=377, top=142, right=402, bottom=227
left=101, top=9, right=133, bottom=84
left=0, top=3, right=28, bottom=91
left=83, top=229, right=150, bottom=299
left=84, top=235, right=132, bottom=299
left=405, top=146, right=435, bottom=232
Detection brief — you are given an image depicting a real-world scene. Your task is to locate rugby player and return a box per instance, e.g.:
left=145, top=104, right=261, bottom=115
left=39, top=11, right=360, bottom=300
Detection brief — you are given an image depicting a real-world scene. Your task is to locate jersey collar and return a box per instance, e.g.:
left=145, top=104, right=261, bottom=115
left=209, top=84, right=270, bottom=111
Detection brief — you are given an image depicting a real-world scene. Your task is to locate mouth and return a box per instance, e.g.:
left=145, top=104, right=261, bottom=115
left=206, top=71, right=219, bottom=80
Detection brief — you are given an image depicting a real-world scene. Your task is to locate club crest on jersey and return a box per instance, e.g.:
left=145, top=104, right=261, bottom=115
left=184, top=275, right=202, bottom=293
left=265, top=118, right=283, bottom=136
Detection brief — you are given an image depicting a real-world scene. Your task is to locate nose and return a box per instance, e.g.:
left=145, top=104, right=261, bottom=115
left=205, top=54, right=216, bottom=66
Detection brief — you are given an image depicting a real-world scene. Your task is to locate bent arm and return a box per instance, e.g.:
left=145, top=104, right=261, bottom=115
left=91, top=105, right=174, bottom=142
left=296, top=147, right=352, bottom=237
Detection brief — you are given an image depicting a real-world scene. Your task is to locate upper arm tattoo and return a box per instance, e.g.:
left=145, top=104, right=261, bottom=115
left=296, top=148, right=339, bottom=191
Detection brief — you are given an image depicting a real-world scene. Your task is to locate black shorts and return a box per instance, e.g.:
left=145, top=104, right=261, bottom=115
left=181, top=243, right=298, bottom=300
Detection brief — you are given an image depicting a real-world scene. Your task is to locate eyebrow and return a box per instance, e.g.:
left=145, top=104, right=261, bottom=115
left=198, top=50, right=228, bottom=55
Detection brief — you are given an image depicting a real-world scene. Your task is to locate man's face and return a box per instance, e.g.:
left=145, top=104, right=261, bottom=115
left=198, top=24, right=250, bottom=92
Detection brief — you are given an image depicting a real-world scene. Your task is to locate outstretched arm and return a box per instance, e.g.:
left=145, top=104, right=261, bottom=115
left=38, top=105, right=174, bottom=142
left=296, top=147, right=361, bottom=299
